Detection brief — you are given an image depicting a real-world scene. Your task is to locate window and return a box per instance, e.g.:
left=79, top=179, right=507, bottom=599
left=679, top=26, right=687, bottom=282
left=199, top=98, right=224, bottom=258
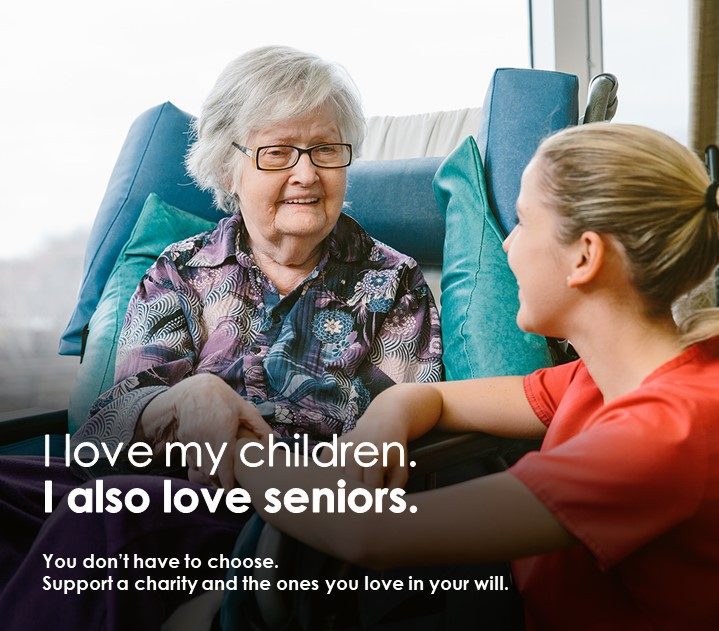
left=602, top=0, right=689, bottom=143
left=0, top=0, right=529, bottom=414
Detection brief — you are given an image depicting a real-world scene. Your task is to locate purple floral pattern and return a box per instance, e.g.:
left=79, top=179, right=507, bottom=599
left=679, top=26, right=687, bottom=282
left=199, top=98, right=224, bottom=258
left=73, top=213, right=442, bottom=449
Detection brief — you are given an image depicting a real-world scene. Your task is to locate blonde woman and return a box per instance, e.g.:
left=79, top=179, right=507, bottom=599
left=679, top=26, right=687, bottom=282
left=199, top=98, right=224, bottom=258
left=236, top=124, right=719, bottom=630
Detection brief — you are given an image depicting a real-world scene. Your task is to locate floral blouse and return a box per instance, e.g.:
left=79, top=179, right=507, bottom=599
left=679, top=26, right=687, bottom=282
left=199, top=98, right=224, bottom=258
left=72, top=213, right=442, bottom=450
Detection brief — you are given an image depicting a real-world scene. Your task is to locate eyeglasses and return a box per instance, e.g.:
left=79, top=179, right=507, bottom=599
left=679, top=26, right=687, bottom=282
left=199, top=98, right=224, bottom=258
left=232, top=142, right=353, bottom=171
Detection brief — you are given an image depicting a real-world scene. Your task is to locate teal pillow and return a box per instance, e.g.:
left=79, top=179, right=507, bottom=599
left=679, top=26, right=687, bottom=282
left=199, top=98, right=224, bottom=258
left=68, top=193, right=217, bottom=432
left=433, top=136, right=552, bottom=381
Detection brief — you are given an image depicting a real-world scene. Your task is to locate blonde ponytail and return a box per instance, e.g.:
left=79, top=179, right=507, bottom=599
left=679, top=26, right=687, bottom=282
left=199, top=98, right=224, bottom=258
left=535, top=123, right=719, bottom=346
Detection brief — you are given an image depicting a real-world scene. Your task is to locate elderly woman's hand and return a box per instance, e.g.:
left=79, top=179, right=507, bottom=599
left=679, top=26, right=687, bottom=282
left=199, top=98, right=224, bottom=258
left=140, top=373, right=273, bottom=489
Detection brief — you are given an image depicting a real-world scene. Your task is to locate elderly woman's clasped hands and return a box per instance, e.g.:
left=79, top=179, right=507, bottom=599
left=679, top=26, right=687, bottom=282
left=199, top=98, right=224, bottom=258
left=142, top=373, right=274, bottom=490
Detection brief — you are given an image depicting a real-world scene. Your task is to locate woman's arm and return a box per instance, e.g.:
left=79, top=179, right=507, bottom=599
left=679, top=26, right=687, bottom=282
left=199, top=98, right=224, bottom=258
left=235, top=372, right=558, bottom=566
left=234, top=447, right=574, bottom=570
left=335, top=376, right=545, bottom=488
left=362, top=376, right=546, bottom=440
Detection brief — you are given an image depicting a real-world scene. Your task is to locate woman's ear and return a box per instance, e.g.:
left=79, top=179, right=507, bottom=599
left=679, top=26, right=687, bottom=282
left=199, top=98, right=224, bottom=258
left=224, top=156, right=244, bottom=198
left=566, top=231, right=605, bottom=288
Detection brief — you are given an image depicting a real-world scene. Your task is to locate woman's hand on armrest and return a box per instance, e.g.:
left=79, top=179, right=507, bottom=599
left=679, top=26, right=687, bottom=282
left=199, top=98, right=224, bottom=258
left=139, top=373, right=273, bottom=489
left=334, top=415, right=411, bottom=490
left=333, top=383, right=442, bottom=489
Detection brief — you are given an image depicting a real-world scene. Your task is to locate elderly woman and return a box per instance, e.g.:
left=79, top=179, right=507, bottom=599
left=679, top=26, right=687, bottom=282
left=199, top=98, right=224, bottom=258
left=0, top=46, right=440, bottom=630
left=72, top=45, right=441, bottom=486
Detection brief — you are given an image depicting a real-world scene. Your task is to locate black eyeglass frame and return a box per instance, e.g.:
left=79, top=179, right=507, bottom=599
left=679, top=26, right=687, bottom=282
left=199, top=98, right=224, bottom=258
left=231, top=142, right=353, bottom=171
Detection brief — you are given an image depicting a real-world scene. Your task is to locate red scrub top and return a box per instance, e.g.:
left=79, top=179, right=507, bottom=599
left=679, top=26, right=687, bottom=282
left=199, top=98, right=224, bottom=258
left=510, top=337, right=719, bottom=630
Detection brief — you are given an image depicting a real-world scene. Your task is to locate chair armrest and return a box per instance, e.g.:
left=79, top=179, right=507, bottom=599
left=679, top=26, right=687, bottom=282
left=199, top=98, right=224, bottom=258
left=408, top=429, right=540, bottom=477
left=0, top=408, right=68, bottom=446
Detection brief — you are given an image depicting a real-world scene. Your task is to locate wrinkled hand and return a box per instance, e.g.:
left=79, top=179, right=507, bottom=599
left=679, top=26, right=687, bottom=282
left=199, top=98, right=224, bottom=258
left=334, top=416, right=410, bottom=490
left=159, top=374, right=272, bottom=489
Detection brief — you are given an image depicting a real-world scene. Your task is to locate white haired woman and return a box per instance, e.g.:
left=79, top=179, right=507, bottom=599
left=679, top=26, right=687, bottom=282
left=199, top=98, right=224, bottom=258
left=237, top=125, right=719, bottom=629
left=0, top=47, right=441, bottom=630
left=71, top=45, right=442, bottom=485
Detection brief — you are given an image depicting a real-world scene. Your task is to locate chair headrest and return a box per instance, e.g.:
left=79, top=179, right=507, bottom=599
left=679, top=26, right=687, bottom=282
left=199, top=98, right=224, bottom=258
left=477, top=68, right=578, bottom=236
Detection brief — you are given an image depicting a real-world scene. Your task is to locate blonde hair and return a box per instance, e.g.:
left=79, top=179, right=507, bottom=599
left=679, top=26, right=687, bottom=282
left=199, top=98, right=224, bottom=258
left=186, top=46, right=365, bottom=215
left=534, top=123, right=719, bottom=346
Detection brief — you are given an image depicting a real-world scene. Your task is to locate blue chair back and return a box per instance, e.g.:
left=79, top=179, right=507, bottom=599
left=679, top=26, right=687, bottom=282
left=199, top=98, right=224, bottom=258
left=478, top=68, right=578, bottom=236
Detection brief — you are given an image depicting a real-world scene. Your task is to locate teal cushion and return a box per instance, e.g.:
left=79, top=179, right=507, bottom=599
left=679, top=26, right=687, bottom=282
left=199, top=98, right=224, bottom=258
left=68, top=193, right=217, bottom=432
left=60, top=103, right=223, bottom=356
left=434, top=136, right=552, bottom=381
